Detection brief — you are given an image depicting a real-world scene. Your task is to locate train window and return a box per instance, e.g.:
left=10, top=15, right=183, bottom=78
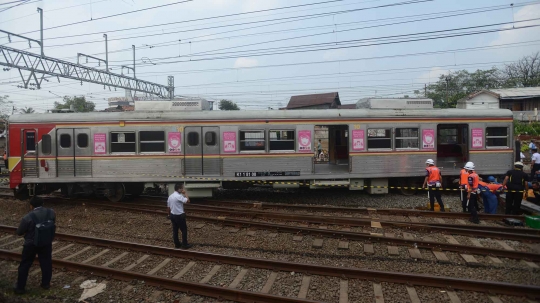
left=395, top=128, right=419, bottom=149
left=139, top=131, right=165, bottom=152
left=60, top=134, right=71, bottom=148
left=367, top=128, right=391, bottom=149
left=486, top=127, right=508, bottom=147
left=269, top=130, right=294, bottom=151
left=439, top=128, right=458, bottom=144
left=240, top=130, right=265, bottom=152
left=205, top=132, right=217, bottom=146
left=187, top=132, right=199, bottom=146
left=25, top=132, right=36, bottom=151
left=42, top=134, right=51, bottom=155
left=111, top=132, right=136, bottom=153
left=77, top=134, right=89, bottom=148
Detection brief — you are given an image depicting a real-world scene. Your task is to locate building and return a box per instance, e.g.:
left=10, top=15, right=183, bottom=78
left=284, top=92, right=341, bottom=109
left=456, top=87, right=540, bottom=120
left=106, top=95, right=214, bottom=111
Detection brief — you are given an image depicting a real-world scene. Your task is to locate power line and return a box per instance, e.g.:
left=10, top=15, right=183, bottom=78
left=0, top=0, right=38, bottom=13
left=0, top=0, right=110, bottom=24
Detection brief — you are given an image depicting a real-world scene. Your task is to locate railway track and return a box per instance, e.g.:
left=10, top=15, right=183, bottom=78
left=0, top=226, right=539, bottom=302
left=88, top=202, right=540, bottom=265
left=0, top=184, right=13, bottom=197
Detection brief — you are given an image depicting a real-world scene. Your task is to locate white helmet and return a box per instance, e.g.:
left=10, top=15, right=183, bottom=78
left=425, top=159, right=435, bottom=165
left=514, top=161, right=524, bottom=167
left=464, top=162, right=475, bottom=170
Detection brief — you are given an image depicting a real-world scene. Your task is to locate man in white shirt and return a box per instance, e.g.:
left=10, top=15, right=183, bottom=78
left=532, top=148, right=540, bottom=180
left=167, top=183, right=192, bottom=249
left=530, top=140, right=537, bottom=157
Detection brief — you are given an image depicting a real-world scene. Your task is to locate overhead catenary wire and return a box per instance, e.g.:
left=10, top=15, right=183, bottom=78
left=0, top=0, right=110, bottom=24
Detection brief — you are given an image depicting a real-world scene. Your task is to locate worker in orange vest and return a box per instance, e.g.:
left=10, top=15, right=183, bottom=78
left=459, top=162, right=472, bottom=212
left=3, top=151, right=7, bottom=172
left=422, top=159, right=445, bottom=212
left=465, top=162, right=480, bottom=224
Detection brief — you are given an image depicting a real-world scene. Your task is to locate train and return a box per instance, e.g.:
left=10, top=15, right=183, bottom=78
left=7, top=99, right=515, bottom=201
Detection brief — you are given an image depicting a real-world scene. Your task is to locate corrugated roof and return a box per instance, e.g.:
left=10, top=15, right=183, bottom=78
left=489, top=87, right=540, bottom=98
left=286, top=92, right=340, bottom=109
left=338, top=104, right=356, bottom=109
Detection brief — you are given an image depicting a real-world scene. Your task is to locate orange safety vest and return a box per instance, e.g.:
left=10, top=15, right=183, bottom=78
left=426, top=166, right=441, bottom=185
left=468, top=172, right=479, bottom=192
left=2, top=153, right=6, bottom=160
left=459, top=169, right=469, bottom=186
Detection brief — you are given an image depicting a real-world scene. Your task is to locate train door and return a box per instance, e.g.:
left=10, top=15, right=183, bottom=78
left=22, top=129, right=37, bottom=177
left=436, top=124, right=469, bottom=170
left=74, top=129, right=92, bottom=177
left=56, top=128, right=92, bottom=177
left=184, top=126, right=220, bottom=176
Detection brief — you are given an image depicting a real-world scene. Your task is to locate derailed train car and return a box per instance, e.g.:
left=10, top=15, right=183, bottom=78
left=7, top=100, right=514, bottom=201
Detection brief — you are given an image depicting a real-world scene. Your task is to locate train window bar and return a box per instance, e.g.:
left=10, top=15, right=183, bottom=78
left=110, top=132, right=136, bottom=153
left=486, top=127, right=509, bottom=148
left=240, top=130, right=266, bottom=152
left=367, top=128, right=392, bottom=150
left=269, top=130, right=295, bottom=152
left=139, top=131, right=166, bottom=153
left=395, top=128, right=419, bottom=150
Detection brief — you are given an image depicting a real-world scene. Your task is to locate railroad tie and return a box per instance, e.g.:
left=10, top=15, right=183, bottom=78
left=447, top=291, right=462, bottom=303
left=246, top=230, right=256, bottom=236
left=371, top=221, right=382, bottom=229
left=0, top=235, right=13, bottom=242
left=432, top=250, right=450, bottom=263
left=339, top=280, right=348, bottom=303
left=194, top=224, right=205, bottom=229
left=319, top=225, right=328, bottom=230
left=228, top=268, right=249, bottom=289
left=173, top=261, right=196, bottom=279
left=488, top=295, right=504, bottom=303
left=469, top=238, right=502, bottom=264
left=364, top=243, right=374, bottom=254
left=147, top=258, right=171, bottom=275
left=52, top=244, right=74, bottom=256
left=121, top=285, right=134, bottom=295
left=268, top=233, right=278, bottom=238
left=444, top=235, right=460, bottom=245
left=261, top=272, right=278, bottom=293
left=0, top=238, right=23, bottom=248
left=312, top=239, right=324, bottom=249
left=148, top=291, right=163, bottom=302
left=341, top=227, right=351, bottom=232
left=494, top=240, right=515, bottom=251
left=402, top=233, right=415, bottom=240
left=298, top=275, right=311, bottom=299
left=123, top=254, right=149, bottom=271
left=408, top=248, right=423, bottom=260
left=435, top=218, right=446, bottom=224
left=456, top=219, right=467, bottom=225
left=82, top=249, right=110, bottom=264
left=406, top=286, right=421, bottom=303
left=408, top=216, right=420, bottom=223
left=373, top=283, right=384, bottom=303
left=228, top=228, right=240, bottom=233
left=387, top=246, right=399, bottom=256
left=445, top=236, right=479, bottom=266
left=293, top=236, right=303, bottom=242
left=384, top=233, right=395, bottom=238
left=63, top=246, right=92, bottom=261
left=522, top=260, right=540, bottom=269
left=199, top=265, right=221, bottom=284
left=102, top=252, right=129, bottom=267
left=338, top=241, right=349, bottom=250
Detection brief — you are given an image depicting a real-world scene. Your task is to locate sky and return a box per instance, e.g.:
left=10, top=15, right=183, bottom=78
left=0, top=0, right=540, bottom=112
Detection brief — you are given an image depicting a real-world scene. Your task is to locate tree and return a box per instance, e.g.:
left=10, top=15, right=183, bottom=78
left=502, top=52, right=540, bottom=88
left=54, top=96, right=95, bottom=112
left=0, top=95, right=13, bottom=120
left=218, top=99, right=240, bottom=110
left=19, top=107, right=35, bottom=114
left=425, top=68, right=503, bottom=108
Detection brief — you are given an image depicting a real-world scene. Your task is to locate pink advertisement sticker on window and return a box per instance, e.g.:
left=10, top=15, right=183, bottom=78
left=472, top=128, right=483, bottom=148
left=223, top=132, right=236, bottom=153
left=94, top=133, right=106, bottom=154
left=422, top=129, right=435, bottom=149
left=297, top=130, right=312, bottom=153
left=168, top=132, right=182, bottom=154
left=352, top=129, right=365, bottom=151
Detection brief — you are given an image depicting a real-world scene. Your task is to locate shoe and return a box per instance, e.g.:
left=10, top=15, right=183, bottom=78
left=469, top=218, right=480, bottom=224
left=13, top=288, right=25, bottom=295
left=181, top=244, right=193, bottom=249
left=429, top=208, right=434, bottom=212
left=40, top=284, right=50, bottom=290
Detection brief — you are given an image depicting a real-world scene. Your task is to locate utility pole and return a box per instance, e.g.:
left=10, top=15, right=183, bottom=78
left=445, top=76, right=451, bottom=105
left=37, top=8, right=43, bottom=57
left=424, top=83, right=427, bottom=97
left=103, top=34, right=108, bottom=72
left=132, top=45, right=136, bottom=79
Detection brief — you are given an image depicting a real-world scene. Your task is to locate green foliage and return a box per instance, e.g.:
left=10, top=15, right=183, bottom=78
left=19, top=107, right=35, bottom=114
left=514, top=120, right=540, bottom=136
left=54, top=96, right=95, bottom=112
left=218, top=99, right=240, bottom=110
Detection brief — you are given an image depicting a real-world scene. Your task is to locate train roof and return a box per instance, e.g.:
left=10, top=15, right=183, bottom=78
left=9, top=108, right=513, bottom=123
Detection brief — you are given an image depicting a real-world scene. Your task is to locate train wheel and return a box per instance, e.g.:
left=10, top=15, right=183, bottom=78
left=107, top=183, right=125, bottom=202
left=399, top=179, right=418, bottom=196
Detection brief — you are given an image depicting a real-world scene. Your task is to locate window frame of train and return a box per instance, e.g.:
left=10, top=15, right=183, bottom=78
left=139, top=131, right=166, bottom=153
left=110, top=131, right=136, bottom=153
left=59, top=133, right=71, bottom=149
left=269, top=130, right=295, bottom=152
left=485, top=127, right=509, bottom=148
left=367, top=128, right=392, bottom=150
left=240, top=130, right=266, bottom=152
left=41, top=134, right=52, bottom=155
left=395, top=128, right=419, bottom=149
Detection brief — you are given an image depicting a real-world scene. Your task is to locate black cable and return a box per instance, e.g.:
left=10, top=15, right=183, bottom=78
left=18, top=0, right=195, bottom=35
left=0, top=0, right=38, bottom=13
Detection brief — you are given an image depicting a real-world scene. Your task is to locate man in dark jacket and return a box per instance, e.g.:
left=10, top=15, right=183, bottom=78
left=14, top=196, right=56, bottom=294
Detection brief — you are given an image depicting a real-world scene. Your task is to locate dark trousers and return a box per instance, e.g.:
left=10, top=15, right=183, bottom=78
left=468, top=193, right=479, bottom=222
left=171, top=213, right=188, bottom=247
left=460, top=187, right=468, bottom=212
left=4, top=160, right=8, bottom=170
left=17, top=244, right=52, bottom=290
left=532, top=164, right=540, bottom=180
left=428, top=186, right=445, bottom=211
left=505, top=190, right=523, bottom=215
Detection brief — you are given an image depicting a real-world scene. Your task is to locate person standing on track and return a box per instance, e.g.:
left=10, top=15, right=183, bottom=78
left=531, top=148, right=540, bottom=180
left=465, top=163, right=480, bottom=224
left=3, top=151, right=8, bottom=172
left=14, top=196, right=56, bottom=295
left=422, top=159, right=445, bottom=212
left=459, top=162, right=472, bottom=212
left=502, top=162, right=529, bottom=215
left=317, top=139, right=322, bottom=160
left=167, top=183, right=192, bottom=249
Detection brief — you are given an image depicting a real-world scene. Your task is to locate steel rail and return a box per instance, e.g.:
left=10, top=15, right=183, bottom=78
left=193, top=200, right=525, bottom=221
left=0, top=228, right=539, bottom=298
left=85, top=205, right=540, bottom=261
left=99, top=202, right=540, bottom=242
left=0, top=250, right=318, bottom=303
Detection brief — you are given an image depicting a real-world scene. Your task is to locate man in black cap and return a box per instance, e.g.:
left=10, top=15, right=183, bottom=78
left=14, top=196, right=56, bottom=294
left=502, top=162, right=529, bottom=215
